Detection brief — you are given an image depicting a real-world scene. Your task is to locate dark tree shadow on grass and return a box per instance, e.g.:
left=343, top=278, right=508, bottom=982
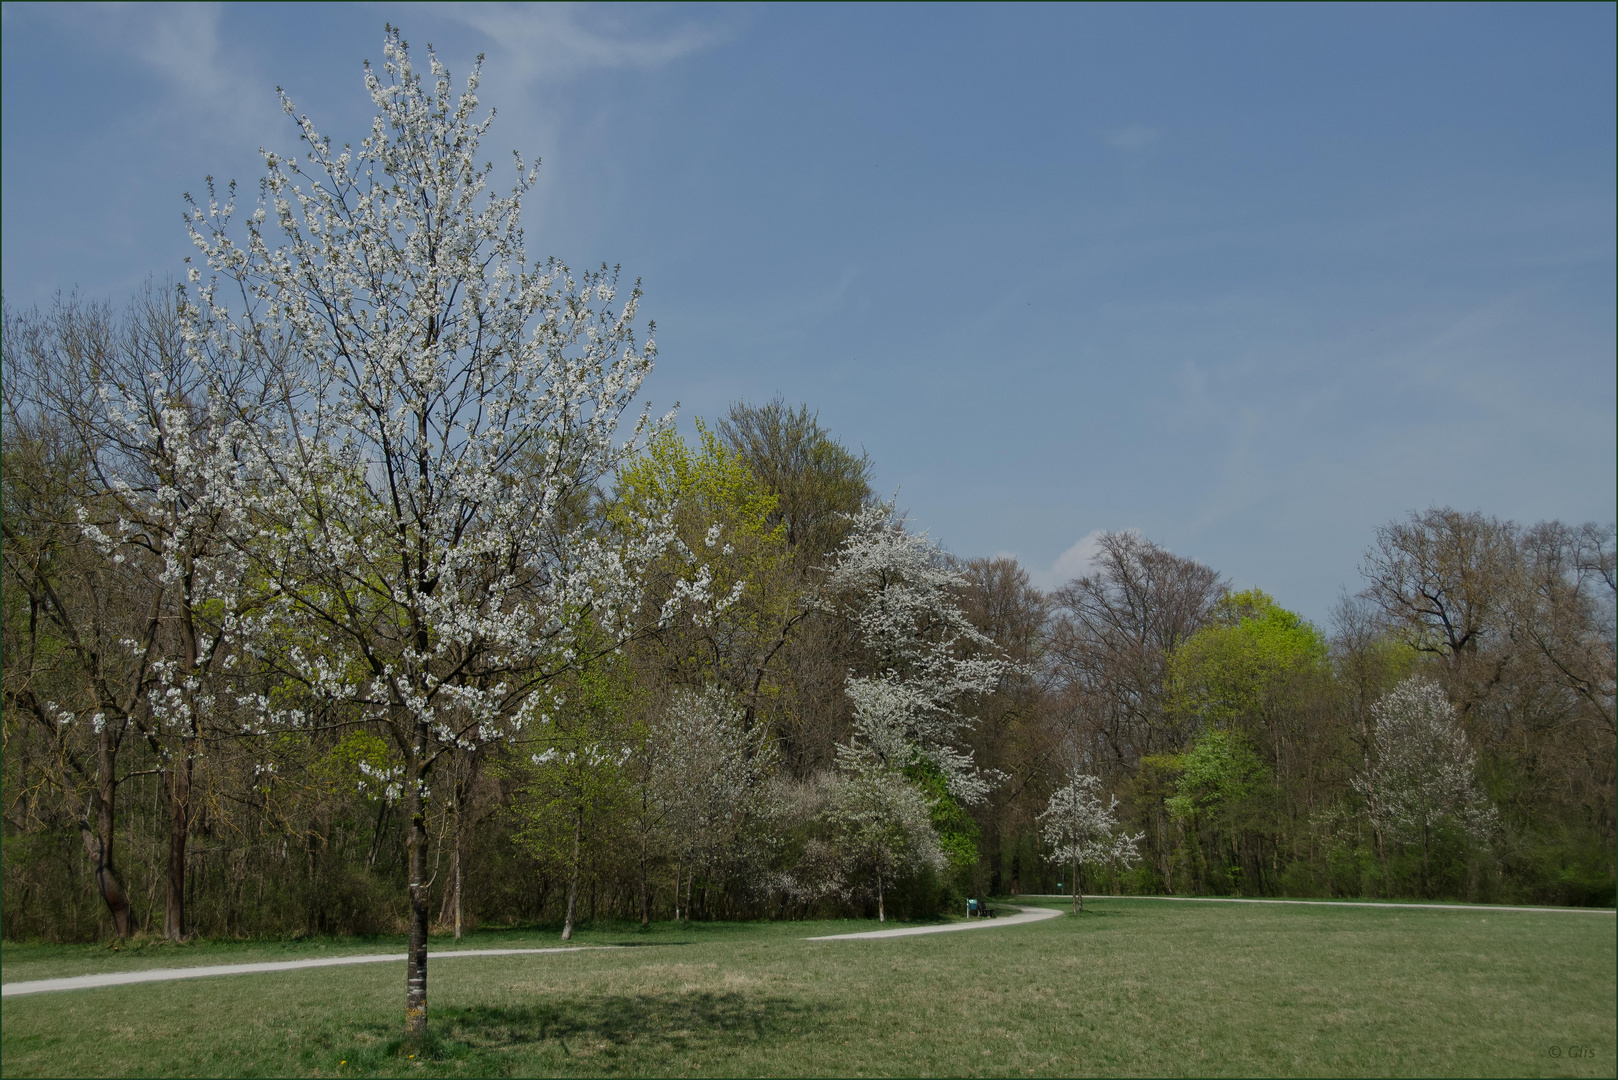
left=318, top=992, right=832, bottom=1075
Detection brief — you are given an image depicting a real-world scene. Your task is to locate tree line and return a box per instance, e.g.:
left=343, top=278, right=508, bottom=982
left=2, top=26, right=1612, bottom=1039
left=7, top=285, right=1612, bottom=946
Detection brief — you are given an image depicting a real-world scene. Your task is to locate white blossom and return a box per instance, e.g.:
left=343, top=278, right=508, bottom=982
left=827, top=504, right=1012, bottom=804
left=1038, top=773, right=1143, bottom=912
left=1353, top=678, right=1497, bottom=852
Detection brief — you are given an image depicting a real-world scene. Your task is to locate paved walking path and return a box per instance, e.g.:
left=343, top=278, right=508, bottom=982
left=1018, top=894, right=1616, bottom=915
left=806, top=903, right=1061, bottom=940
left=0, top=946, right=608, bottom=998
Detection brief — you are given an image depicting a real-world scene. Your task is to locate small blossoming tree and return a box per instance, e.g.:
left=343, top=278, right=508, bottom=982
left=1038, top=773, right=1143, bottom=913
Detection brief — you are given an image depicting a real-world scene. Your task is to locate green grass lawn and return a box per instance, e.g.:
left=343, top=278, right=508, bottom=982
left=2, top=898, right=1612, bottom=1078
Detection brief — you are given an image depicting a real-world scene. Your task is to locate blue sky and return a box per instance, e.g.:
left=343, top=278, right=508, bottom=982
left=4, top=3, right=1613, bottom=621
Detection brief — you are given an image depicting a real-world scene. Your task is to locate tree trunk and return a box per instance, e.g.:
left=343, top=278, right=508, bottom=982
left=877, top=870, right=885, bottom=923
left=404, top=746, right=429, bottom=1039
left=453, top=841, right=463, bottom=942
left=673, top=857, right=682, bottom=923
left=639, top=831, right=650, bottom=928
left=78, top=810, right=132, bottom=938
left=84, top=722, right=132, bottom=937
left=561, top=809, right=581, bottom=941
left=1420, top=816, right=1432, bottom=898
left=1073, top=857, right=1083, bottom=914
left=163, top=746, right=193, bottom=941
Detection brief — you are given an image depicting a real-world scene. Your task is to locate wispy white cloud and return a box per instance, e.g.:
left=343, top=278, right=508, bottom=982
left=446, top=3, right=724, bottom=83
left=1024, top=527, right=1142, bottom=591
left=29, top=2, right=279, bottom=142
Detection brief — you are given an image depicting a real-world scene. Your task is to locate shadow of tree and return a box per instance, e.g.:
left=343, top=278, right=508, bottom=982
left=436, top=991, right=828, bottom=1050
left=323, top=991, right=831, bottom=1074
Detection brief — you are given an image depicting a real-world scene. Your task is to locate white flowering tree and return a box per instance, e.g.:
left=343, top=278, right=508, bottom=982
left=1038, top=773, right=1143, bottom=913
left=827, top=505, right=1011, bottom=805
left=183, top=31, right=684, bottom=1036
left=648, top=684, right=778, bottom=922
left=2, top=290, right=260, bottom=941
left=824, top=746, right=946, bottom=922
left=1353, top=677, right=1497, bottom=892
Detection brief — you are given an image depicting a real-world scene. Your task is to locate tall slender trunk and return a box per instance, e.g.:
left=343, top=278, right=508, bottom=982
left=561, top=809, right=581, bottom=941
left=639, top=829, right=650, bottom=928
left=673, top=857, right=682, bottom=923
left=84, top=720, right=132, bottom=937
left=404, top=740, right=429, bottom=1039
left=163, top=744, right=193, bottom=940
left=877, top=871, right=885, bottom=923
left=453, top=842, right=463, bottom=942
left=168, top=573, right=201, bottom=942
left=1073, top=857, right=1083, bottom=914
left=1420, top=816, right=1432, bottom=898
left=685, top=866, right=693, bottom=926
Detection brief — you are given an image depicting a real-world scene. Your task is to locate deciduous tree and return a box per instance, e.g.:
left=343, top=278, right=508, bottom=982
left=1038, top=773, right=1141, bottom=913
left=183, top=30, right=680, bottom=1036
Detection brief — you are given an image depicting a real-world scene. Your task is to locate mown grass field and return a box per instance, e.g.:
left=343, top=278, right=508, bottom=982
left=1, top=897, right=1612, bottom=1078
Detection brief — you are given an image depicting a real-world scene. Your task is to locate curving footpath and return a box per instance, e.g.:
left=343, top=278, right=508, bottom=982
left=4, top=906, right=1068, bottom=996
left=806, top=903, right=1061, bottom=940
left=0, top=946, right=607, bottom=998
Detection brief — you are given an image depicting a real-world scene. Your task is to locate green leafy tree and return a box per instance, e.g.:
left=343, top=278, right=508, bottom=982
left=508, top=655, right=638, bottom=940
left=1170, top=589, right=1329, bottom=731
left=612, top=422, right=800, bottom=724
left=904, top=758, right=980, bottom=883
left=1164, top=729, right=1264, bottom=892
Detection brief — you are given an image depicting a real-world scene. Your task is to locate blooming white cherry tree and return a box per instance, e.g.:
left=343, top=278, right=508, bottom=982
left=183, top=31, right=686, bottom=1036
left=823, top=746, right=946, bottom=922
left=1, top=292, right=261, bottom=941
left=649, top=684, right=778, bottom=922
left=827, top=505, right=1011, bottom=805
left=4, top=291, right=263, bottom=942
left=1038, top=773, right=1143, bottom=913
left=1353, top=677, right=1497, bottom=892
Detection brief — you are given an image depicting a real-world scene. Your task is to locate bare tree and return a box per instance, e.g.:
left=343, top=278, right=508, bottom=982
left=1048, top=532, right=1224, bottom=767
left=1359, top=508, right=1521, bottom=715
left=959, top=556, right=1053, bottom=896
left=1516, top=522, right=1616, bottom=735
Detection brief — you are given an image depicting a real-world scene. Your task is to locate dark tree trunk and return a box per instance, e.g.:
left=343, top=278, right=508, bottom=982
left=639, top=830, right=650, bottom=928
left=561, top=810, right=581, bottom=941
left=85, top=721, right=132, bottom=937
left=405, top=741, right=429, bottom=1039
left=163, top=746, right=193, bottom=940
left=987, top=817, right=1003, bottom=895
left=453, top=843, right=464, bottom=941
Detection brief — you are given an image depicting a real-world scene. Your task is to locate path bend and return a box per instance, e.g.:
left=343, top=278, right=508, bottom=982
left=806, top=903, right=1061, bottom=940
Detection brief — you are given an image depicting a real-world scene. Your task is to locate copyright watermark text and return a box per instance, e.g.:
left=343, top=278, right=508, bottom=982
left=1549, top=1045, right=1598, bottom=1060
